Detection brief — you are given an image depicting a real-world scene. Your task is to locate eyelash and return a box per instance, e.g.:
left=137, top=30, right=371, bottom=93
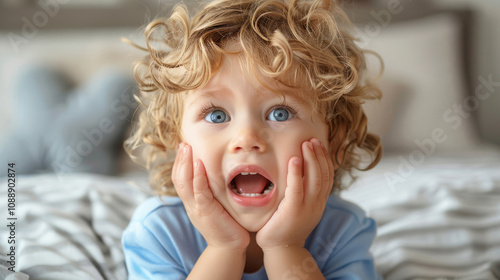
left=198, top=102, right=221, bottom=119
left=198, top=101, right=298, bottom=121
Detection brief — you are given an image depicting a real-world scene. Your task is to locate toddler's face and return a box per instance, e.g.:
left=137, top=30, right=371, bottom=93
left=181, top=55, right=329, bottom=232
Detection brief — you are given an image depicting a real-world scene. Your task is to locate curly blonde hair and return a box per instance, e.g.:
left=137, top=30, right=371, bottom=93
left=125, top=0, right=383, bottom=196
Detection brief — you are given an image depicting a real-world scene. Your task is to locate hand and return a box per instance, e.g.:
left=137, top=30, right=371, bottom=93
left=172, top=143, right=250, bottom=251
left=256, top=138, right=334, bottom=250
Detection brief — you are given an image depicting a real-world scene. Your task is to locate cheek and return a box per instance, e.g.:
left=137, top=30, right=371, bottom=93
left=273, top=135, right=304, bottom=186
left=274, top=126, right=323, bottom=159
left=276, top=138, right=303, bottom=161
left=190, top=143, right=215, bottom=171
left=272, top=122, right=329, bottom=177
left=189, top=141, right=227, bottom=189
left=181, top=124, right=216, bottom=162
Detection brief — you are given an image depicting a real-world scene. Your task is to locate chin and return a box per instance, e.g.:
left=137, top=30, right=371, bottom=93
left=242, top=224, right=263, bottom=233
left=237, top=215, right=271, bottom=233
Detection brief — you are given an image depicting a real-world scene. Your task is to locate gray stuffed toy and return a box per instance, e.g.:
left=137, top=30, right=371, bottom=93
left=0, top=65, right=136, bottom=177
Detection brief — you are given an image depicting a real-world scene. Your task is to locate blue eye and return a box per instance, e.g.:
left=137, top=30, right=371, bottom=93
left=205, top=110, right=230, bottom=123
left=268, top=107, right=291, bottom=122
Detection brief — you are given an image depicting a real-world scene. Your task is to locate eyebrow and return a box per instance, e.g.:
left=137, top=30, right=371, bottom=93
left=187, top=84, right=310, bottom=110
left=187, top=87, right=228, bottom=107
left=261, top=85, right=311, bottom=109
left=255, top=82, right=310, bottom=106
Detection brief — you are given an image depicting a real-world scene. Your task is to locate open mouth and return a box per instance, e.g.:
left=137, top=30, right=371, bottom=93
left=229, top=172, right=274, bottom=197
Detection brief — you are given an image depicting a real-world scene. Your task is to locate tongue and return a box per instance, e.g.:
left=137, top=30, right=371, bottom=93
left=234, top=174, right=268, bottom=194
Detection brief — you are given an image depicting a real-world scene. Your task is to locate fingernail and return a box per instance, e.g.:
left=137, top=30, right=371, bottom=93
left=307, top=142, right=313, bottom=150
left=194, top=160, right=199, bottom=169
left=312, top=138, right=321, bottom=147
left=183, top=145, right=188, bottom=154
left=293, top=158, right=300, bottom=166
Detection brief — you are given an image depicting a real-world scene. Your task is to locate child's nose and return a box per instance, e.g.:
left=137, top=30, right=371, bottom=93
left=228, top=125, right=267, bottom=153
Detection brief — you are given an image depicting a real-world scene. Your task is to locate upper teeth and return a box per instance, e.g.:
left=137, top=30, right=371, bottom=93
left=240, top=172, right=257, bottom=175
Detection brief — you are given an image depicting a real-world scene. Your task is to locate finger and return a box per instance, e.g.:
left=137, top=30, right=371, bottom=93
left=311, top=138, right=332, bottom=199
left=174, top=144, right=194, bottom=204
left=192, top=159, right=214, bottom=210
left=171, top=142, right=185, bottom=183
left=303, top=140, right=321, bottom=199
left=285, top=156, right=303, bottom=205
left=325, top=144, right=335, bottom=196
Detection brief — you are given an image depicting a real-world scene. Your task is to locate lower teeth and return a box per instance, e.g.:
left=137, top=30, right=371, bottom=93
left=232, top=183, right=274, bottom=197
left=240, top=193, right=263, bottom=197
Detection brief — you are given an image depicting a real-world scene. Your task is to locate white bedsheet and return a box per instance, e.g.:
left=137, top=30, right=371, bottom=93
left=1, top=147, right=499, bottom=279
left=0, top=173, right=150, bottom=280
left=342, top=147, right=500, bottom=279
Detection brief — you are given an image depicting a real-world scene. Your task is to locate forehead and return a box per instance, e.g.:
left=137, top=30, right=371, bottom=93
left=186, top=54, right=309, bottom=105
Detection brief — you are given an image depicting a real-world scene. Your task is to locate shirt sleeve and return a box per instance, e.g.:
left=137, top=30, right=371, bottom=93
left=122, top=220, right=188, bottom=280
left=322, top=215, right=381, bottom=280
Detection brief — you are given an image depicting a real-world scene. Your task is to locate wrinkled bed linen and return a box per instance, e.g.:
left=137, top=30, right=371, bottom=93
left=1, top=148, right=500, bottom=279
left=343, top=148, right=500, bottom=280
left=0, top=173, right=149, bottom=280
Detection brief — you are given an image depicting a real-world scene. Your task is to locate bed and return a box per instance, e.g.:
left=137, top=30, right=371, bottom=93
left=0, top=173, right=149, bottom=280
left=1, top=1, right=500, bottom=279
left=343, top=147, right=500, bottom=279
left=1, top=148, right=499, bottom=280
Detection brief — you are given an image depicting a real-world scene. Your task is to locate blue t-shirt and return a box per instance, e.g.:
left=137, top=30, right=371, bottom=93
left=122, top=195, right=380, bottom=279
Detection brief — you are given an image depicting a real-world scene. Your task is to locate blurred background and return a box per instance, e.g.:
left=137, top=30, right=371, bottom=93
left=1, top=1, right=500, bottom=279
left=0, top=0, right=499, bottom=176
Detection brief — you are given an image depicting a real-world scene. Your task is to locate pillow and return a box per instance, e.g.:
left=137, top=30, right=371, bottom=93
left=0, top=28, right=144, bottom=145
left=363, top=78, right=408, bottom=142
left=0, top=65, right=136, bottom=177
left=361, top=13, right=481, bottom=153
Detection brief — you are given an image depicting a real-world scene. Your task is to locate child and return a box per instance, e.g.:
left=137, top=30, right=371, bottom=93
left=122, top=0, right=383, bottom=279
